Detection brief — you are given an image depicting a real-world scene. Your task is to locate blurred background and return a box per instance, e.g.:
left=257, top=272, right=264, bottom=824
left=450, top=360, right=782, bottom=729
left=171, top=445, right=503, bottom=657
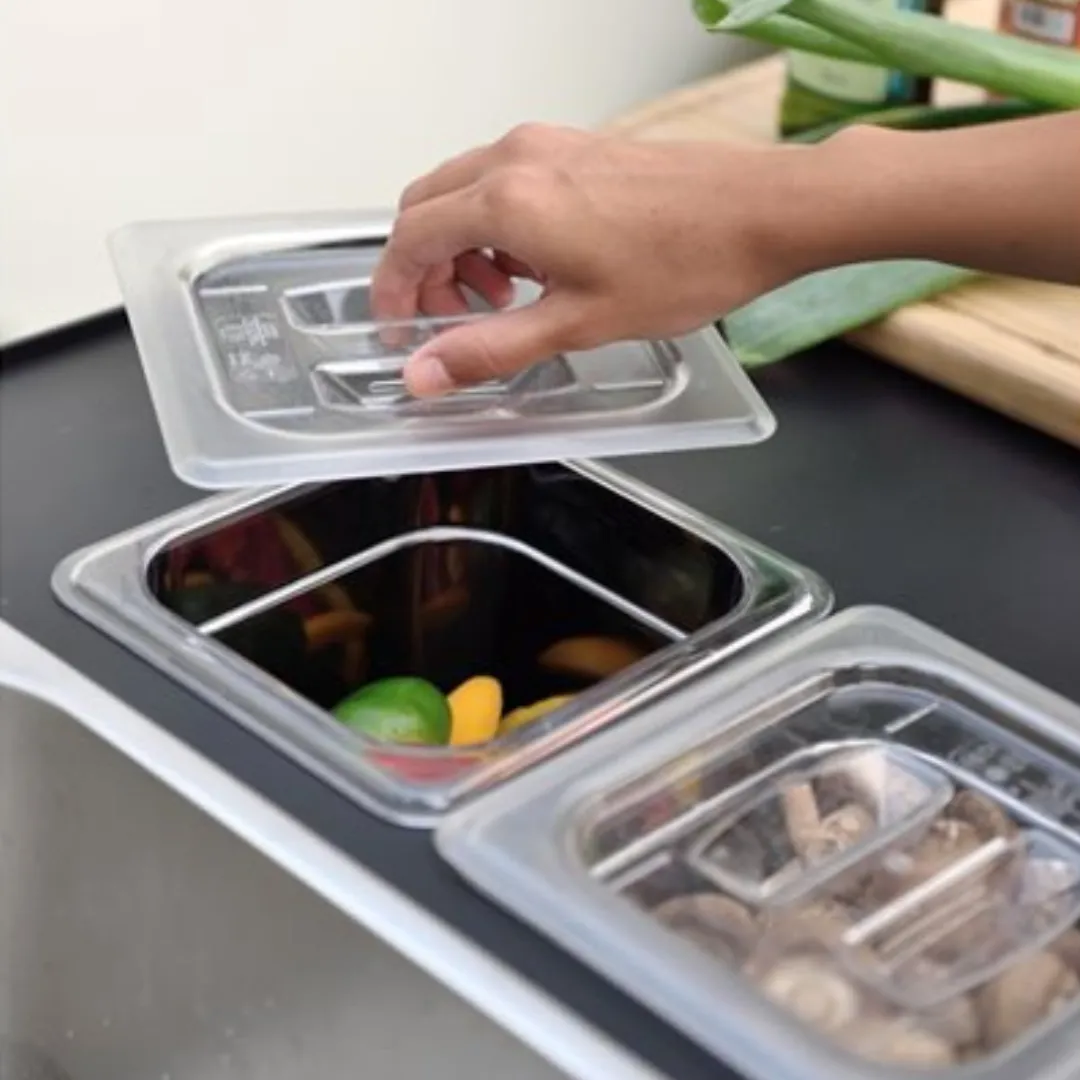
left=0, top=0, right=759, bottom=347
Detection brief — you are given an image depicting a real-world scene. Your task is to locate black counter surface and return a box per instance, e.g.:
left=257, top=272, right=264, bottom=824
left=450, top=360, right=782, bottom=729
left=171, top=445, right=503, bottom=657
left=2, top=317, right=1080, bottom=1080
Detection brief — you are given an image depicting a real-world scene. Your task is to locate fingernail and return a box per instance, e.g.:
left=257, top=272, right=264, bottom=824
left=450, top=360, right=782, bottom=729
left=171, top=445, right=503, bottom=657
left=407, top=353, right=455, bottom=397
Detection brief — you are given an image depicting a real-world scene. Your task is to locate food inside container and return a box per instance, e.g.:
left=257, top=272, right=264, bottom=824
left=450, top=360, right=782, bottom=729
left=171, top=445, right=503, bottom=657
left=734, top=810, right=1080, bottom=1064
left=582, top=712, right=1080, bottom=1067
left=59, top=452, right=827, bottom=824
left=434, top=608, right=1080, bottom=1077
left=193, top=531, right=667, bottom=749
left=832, top=826, right=1080, bottom=1006
left=683, top=743, right=954, bottom=905
left=146, top=464, right=749, bottom=764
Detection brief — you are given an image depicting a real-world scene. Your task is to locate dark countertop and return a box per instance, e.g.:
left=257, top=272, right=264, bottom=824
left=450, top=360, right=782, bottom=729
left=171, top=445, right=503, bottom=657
left=3, top=318, right=1080, bottom=1080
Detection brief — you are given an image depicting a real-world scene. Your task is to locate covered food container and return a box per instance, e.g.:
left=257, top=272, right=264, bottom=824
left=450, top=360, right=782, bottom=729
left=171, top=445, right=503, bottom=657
left=436, top=607, right=1080, bottom=1080
left=54, top=209, right=830, bottom=826
left=53, top=209, right=1080, bottom=1080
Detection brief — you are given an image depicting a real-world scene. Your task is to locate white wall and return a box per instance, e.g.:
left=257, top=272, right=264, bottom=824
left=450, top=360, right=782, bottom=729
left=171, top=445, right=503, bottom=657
left=0, top=0, right=754, bottom=346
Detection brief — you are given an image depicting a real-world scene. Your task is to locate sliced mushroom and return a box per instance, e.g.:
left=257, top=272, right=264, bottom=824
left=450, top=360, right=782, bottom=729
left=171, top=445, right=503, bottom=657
left=822, top=747, right=937, bottom=823
left=867, top=818, right=983, bottom=903
left=923, top=990, right=982, bottom=1050
left=755, top=955, right=865, bottom=1033
left=764, top=901, right=854, bottom=947
left=652, top=893, right=757, bottom=965
left=747, top=899, right=899, bottom=1036
left=803, top=803, right=877, bottom=862
left=782, top=782, right=822, bottom=854
left=947, top=790, right=1015, bottom=842
left=818, top=748, right=892, bottom=807
left=1049, top=926, right=1080, bottom=974
left=1022, top=856, right=1080, bottom=941
left=781, top=779, right=876, bottom=865
left=976, top=950, right=1080, bottom=1050
left=837, top=1018, right=956, bottom=1066
left=761, top=859, right=808, bottom=897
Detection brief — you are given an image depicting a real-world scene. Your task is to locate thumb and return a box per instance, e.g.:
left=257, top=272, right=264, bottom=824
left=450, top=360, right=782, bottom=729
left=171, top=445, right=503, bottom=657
left=404, top=296, right=582, bottom=398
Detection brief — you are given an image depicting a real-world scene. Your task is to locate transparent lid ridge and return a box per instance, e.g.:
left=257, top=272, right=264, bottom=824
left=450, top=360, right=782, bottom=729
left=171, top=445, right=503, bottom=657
left=110, top=212, right=776, bottom=489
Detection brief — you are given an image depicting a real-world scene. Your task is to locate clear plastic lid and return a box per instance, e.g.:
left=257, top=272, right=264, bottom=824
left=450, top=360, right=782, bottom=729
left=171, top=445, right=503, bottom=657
left=108, top=211, right=775, bottom=489
left=437, top=607, right=1080, bottom=1080
left=683, top=742, right=955, bottom=907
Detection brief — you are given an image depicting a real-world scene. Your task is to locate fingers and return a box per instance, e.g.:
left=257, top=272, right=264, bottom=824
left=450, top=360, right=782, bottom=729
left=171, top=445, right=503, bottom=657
left=403, top=296, right=584, bottom=397
left=398, top=144, right=494, bottom=211
left=454, top=250, right=515, bottom=309
left=374, top=130, right=562, bottom=324
left=492, top=249, right=540, bottom=282
left=415, top=251, right=514, bottom=317
left=417, top=270, right=471, bottom=318
left=370, top=187, right=494, bottom=320
left=373, top=146, right=495, bottom=321
left=396, top=123, right=570, bottom=212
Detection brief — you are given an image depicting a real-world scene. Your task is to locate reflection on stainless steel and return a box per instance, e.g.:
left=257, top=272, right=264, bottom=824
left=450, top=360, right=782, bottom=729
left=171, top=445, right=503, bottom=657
left=54, top=461, right=831, bottom=826
left=196, top=527, right=683, bottom=643
left=0, top=1041, right=71, bottom=1080
left=0, top=624, right=572, bottom=1080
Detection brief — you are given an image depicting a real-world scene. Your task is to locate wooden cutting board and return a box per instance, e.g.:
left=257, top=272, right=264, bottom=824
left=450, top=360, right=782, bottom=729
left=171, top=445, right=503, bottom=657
left=605, top=0, right=1080, bottom=450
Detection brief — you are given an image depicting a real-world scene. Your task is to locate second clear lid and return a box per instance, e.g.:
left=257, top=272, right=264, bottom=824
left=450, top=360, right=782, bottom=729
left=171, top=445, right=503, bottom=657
left=436, top=607, right=1080, bottom=1080
left=109, top=211, right=775, bottom=490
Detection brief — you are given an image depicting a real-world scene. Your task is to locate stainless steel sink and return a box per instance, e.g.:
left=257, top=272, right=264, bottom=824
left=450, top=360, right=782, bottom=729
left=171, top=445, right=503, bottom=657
left=0, top=621, right=657, bottom=1080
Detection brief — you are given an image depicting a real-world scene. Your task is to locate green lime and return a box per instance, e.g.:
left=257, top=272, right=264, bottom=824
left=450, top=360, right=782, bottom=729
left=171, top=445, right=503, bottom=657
left=332, top=677, right=451, bottom=745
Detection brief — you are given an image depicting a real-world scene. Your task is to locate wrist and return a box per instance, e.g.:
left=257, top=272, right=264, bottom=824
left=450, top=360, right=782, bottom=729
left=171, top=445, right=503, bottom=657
left=715, top=109, right=1080, bottom=297
left=775, top=124, right=923, bottom=276
left=693, top=127, right=938, bottom=308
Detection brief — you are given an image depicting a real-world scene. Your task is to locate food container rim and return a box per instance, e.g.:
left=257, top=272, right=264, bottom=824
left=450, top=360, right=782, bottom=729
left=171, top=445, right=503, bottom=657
left=434, top=604, right=1080, bottom=1080
left=52, top=458, right=832, bottom=827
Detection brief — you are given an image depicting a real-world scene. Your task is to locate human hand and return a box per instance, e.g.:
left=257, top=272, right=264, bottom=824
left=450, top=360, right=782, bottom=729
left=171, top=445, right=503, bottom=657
left=370, top=123, right=809, bottom=397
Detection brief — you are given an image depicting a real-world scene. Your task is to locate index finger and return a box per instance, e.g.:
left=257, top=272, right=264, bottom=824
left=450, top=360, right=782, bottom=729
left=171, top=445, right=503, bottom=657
left=371, top=186, right=504, bottom=321
left=398, top=143, right=494, bottom=211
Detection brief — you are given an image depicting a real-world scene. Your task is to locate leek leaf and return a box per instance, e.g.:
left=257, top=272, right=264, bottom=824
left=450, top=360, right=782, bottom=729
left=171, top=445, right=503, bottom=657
left=723, top=261, right=976, bottom=368
left=693, top=0, right=881, bottom=62
left=692, top=0, right=1080, bottom=106
left=712, top=0, right=794, bottom=30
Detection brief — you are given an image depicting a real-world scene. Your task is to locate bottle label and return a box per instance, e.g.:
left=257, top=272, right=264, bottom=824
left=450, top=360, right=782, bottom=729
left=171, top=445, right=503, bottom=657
left=1000, top=0, right=1079, bottom=46
left=788, top=51, right=893, bottom=104
left=787, top=0, right=930, bottom=105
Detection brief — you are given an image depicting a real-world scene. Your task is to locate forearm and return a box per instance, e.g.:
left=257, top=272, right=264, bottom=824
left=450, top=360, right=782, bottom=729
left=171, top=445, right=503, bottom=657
left=783, top=111, right=1080, bottom=284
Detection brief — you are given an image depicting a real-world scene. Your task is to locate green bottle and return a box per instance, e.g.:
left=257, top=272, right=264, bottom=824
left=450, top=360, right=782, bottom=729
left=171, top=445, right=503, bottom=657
left=779, top=0, right=945, bottom=136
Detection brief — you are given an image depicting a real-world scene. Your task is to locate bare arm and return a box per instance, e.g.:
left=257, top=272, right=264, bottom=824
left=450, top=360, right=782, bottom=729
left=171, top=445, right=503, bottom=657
left=371, top=113, right=1080, bottom=396
left=790, top=111, right=1080, bottom=285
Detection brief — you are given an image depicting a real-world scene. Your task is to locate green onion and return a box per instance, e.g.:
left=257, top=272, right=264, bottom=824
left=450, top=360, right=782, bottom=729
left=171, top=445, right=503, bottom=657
left=723, top=261, right=976, bottom=368
left=724, top=102, right=1049, bottom=364
left=688, top=0, right=1076, bottom=369
left=784, top=99, right=1054, bottom=143
left=694, top=0, right=1080, bottom=108
left=692, top=0, right=880, bottom=62
left=787, top=0, right=1080, bottom=108
left=718, top=15, right=879, bottom=60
